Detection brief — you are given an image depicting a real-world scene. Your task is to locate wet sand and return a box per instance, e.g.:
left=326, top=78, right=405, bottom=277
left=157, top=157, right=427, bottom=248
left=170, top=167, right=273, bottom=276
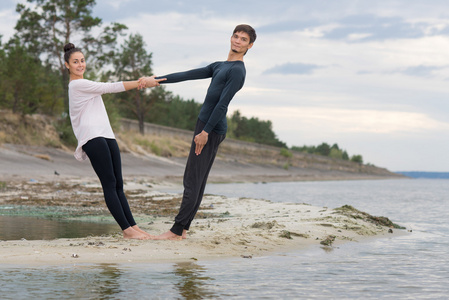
left=0, top=178, right=406, bottom=266
left=0, top=144, right=406, bottom=265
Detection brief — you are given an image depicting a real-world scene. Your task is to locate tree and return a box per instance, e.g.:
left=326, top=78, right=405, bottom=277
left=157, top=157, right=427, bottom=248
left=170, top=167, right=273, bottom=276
left=1, top=39, right=41, bottom=114
left=0, top=38, right=64, bottom=115
left=0, top=36, right=6, bottom=108
left=14, top=0, right=127, bottom=112
left=316, top=142, right=331, bottom=156
left=292, top=142, right=352, bottom=161
left=351, top=154, right=363, bottom=164
left=148, top=94, right=201, bottom=131
left=329, top=148, right=343, bottom=159
left=227, top=110, right=286, bottom=147
left=112, top=33, right=154, bottom=134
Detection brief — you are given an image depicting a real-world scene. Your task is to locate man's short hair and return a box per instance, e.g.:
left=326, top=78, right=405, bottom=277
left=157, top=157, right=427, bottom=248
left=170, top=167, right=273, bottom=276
left=233, top=24, right=257, bottom=44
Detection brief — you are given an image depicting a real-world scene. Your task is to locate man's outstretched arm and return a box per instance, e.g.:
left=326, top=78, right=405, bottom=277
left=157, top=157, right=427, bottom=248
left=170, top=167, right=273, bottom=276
left=138, top=64, right=214, bottom=88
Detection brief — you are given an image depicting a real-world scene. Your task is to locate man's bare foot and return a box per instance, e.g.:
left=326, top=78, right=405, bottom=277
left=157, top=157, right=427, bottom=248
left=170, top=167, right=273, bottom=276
left=182, top=229, right=188, bottom=239
left=123, top=227, right=150, bottom=240
left=132, top=225, right=154, bottom=238
left=151, top=231, right=182, bottom=241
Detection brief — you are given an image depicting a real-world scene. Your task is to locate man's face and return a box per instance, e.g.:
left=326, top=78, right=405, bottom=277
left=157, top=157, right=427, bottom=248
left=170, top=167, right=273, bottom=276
left=230, top=31, right=253, bottom=54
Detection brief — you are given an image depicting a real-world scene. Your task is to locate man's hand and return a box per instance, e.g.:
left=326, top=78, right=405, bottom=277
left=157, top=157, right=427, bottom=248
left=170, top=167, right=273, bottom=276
left=137, top=76, right=166, bottom=89
left=194, top=130, right=209, bottom=155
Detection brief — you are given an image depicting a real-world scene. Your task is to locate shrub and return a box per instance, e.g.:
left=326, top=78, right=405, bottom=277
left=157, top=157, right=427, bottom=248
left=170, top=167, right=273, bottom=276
left=351, top=155, right=363, bottom=164
left=280, top=148, right=292, bottom=158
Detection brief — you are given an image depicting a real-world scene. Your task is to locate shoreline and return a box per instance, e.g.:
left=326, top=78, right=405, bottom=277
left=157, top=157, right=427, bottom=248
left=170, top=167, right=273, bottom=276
left=0, top=178, right=408, bottom=266
left=0, top=143, right=408, bottom=266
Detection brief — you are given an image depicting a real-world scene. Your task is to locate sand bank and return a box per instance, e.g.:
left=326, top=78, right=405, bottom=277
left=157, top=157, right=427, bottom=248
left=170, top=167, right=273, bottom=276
left=0, top=143, right=407, bottom=265
left=0, top=179, right=406, bottom=266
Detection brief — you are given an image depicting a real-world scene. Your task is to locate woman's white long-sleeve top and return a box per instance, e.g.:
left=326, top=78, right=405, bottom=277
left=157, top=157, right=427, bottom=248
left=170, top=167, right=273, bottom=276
left=68, top=79, right=125, bottom=161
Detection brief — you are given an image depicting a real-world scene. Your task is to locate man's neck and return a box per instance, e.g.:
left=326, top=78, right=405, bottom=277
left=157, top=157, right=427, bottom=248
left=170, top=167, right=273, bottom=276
left=227, top=50, right=244, bottom=62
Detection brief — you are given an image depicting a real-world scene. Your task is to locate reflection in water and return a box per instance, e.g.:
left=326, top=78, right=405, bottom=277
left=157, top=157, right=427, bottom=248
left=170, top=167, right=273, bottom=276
left=45, top=264, right=125, bottom=299
left=173, top=262, right=219, bottom=299
left=0, top=215, right=119, bottom=240
left=0, top=264, right=125, bottom=299
left=90, top=264, right=124, bottom=298
left=0, top=262, right=218, bottom=299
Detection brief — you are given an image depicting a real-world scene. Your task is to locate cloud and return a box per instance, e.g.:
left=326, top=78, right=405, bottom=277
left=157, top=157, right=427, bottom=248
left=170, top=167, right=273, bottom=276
left=257, top=20, right=321, bottom=34
left=234, top=105, right=449, bottom=135
left=263, top=62, right=322, bottom=75
left=322, top=14, right=445, bottom=42
left=0, top=7, right=18, bottom=42
left=0, top=0, right=17, bottom=10
left=397, top=65, right=448, bottom=77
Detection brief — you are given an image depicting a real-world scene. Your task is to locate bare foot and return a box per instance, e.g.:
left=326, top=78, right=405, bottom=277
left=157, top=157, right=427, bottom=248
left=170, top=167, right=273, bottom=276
left=182, top=229, right=188, bottom=239
left=132, top=225, right=154, bottom=238
left=123, top=227, right=150, bottom=240
left=151, top=231, right=182, bottom=241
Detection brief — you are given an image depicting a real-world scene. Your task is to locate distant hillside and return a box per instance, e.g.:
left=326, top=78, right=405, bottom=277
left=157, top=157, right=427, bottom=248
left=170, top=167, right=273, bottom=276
left=0, top=110, right=403, bottom=180
left=396, top=172, right=449, bottom=179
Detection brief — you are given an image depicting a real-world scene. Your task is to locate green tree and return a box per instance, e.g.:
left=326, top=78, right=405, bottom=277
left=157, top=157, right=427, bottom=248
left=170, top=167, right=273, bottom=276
left=351, top=154, right=363, bottom=164
left=292, top=142, right=352, bottom=161
left=112, top=33, right=155, bottom=134
left=14, top=0, right=127, bottom=112
left=291, top=145, right=316, bottom=154
left=1, top=39, right=41, bottom=114
left=329, top=148, right=343, bottom=159
left=0, top=38, right=64, bottom=115
left=227, top=110, right=286, bottom=147
left=316, top=143, right=331, bottom=156
left=0, top=36, right=6, bottom=107
left=151, top=95, right=201, bottom=131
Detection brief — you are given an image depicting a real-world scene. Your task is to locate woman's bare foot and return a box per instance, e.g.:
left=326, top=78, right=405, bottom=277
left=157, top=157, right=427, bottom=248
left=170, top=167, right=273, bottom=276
left=123, top=227, right=150, bottom=240
left=182, top=229, right=188, bottom=239
left=152, top=231, right=183, bottom=241
left=132, top=225, right=154, bottom=238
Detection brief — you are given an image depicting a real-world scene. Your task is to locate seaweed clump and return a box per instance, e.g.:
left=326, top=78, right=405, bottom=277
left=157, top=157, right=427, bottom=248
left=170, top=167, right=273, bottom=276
left=334, top=205, right=405, bottom=229
left=320, top=235, right=336, bottom=246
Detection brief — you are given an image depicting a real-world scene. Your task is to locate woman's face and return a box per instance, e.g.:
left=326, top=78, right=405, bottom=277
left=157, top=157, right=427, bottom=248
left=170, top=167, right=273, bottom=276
left=65, top=51, right=86, bottom=79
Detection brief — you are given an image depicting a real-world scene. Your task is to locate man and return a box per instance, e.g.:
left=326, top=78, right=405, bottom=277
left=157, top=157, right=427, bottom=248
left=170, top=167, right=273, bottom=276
left=139, top=24, right=256, bottom=240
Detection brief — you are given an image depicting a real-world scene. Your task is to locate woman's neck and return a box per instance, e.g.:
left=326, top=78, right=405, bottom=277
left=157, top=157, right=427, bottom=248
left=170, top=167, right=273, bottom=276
left=69, top=74, right=84, bottom=82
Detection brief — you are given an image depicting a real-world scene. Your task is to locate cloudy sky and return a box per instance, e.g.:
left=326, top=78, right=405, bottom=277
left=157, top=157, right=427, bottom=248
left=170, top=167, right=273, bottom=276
left=1, top=0, right=449, bottom=172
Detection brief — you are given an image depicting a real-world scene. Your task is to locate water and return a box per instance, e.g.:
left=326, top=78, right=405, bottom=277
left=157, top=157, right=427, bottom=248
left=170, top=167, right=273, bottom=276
left=1, top=179, right=448, bottom=299
left=0, top=205, right=120, bottom=240
left=0, top=215, right=119, bottom=240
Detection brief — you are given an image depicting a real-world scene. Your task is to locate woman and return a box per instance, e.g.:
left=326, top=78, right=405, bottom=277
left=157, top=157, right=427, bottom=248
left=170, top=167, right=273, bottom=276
left=64, top=43, right=164, bottom=239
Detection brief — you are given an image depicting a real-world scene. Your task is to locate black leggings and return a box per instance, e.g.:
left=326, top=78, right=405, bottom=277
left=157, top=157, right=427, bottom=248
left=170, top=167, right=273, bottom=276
left=82, top=137, right=136, bottom=230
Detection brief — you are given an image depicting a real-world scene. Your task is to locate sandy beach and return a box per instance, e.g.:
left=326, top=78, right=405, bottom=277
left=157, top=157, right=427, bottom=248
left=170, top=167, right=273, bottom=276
left=0, top=144, right=407, bottom=265
left=0, top=177, right=406, bottom=266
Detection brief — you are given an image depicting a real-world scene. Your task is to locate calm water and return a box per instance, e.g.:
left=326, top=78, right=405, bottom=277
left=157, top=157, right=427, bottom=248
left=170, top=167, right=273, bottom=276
left=1, top=179, right=448, bottom=299
left=0, top=205, right=120, bottom=240
left=0, top=215, right=119, bottom=240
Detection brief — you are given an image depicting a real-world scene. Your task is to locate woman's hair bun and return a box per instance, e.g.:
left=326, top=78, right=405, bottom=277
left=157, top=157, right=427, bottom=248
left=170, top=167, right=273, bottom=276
left=64, top=43, right=75, bottom=53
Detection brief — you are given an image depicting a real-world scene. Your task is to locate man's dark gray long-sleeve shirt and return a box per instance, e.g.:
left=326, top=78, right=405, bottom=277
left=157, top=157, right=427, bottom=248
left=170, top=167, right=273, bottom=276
left=157, top=60, right=246, bottom=134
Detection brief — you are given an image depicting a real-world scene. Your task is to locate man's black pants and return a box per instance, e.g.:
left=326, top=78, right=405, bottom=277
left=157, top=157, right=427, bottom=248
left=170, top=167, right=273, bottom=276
left=170, top=119, right=225, bottom=236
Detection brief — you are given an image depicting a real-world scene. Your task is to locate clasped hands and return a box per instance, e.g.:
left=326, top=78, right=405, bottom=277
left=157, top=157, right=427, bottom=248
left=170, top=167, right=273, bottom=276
left=137, top=76, right=166, bottom=90
left=137, top=75, right=209, bottom=155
